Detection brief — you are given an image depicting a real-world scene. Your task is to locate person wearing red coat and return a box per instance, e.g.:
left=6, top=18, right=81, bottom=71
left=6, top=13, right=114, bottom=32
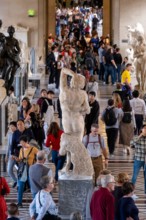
left=90, top=174, right=115, bottom=220
left=46, top=122, right=66, bottom=182
left=0, top=177, right=10, bottom=220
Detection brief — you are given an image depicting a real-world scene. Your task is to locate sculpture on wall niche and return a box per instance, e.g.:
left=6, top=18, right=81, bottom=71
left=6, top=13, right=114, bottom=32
left=59, top=67, right=94, bottom=177
left=127, top=23, right=146, bottom=92
left=0, top=21, right=21, bottom=93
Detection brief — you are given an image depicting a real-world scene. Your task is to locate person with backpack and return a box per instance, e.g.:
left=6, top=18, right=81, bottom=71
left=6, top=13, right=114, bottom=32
left=119, top=98, right=136, bottom=155
left=83, top=124, right=108, bottom=185
left=101, top=99, right=123, bottom=156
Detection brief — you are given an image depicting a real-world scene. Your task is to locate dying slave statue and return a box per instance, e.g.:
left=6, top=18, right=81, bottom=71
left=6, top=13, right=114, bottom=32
left=0, top=23, right=21, bottom=93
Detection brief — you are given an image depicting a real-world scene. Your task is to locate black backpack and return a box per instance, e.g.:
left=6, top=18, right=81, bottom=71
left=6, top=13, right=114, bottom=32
left=85, top=57, right=94, bottom=70
left=122, top=112, right=132, bottom=123
left=104, top=107, right=117, bottom=126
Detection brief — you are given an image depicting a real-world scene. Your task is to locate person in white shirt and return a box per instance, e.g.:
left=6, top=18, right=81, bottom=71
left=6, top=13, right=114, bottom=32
left=83, top=124, right=108, bottom=185
left=29, top=176, right=61, bottom=220
left=130, top=90, right=146, bottom=135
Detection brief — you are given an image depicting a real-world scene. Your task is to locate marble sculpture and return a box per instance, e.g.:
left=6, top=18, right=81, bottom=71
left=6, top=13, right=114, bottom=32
left=59, top=67, right=94, bottom=177
left=127, top=23, right=146, bottom=92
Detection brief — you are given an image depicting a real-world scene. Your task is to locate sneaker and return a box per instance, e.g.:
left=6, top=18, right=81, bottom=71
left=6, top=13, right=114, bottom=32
left=17, top=203, right=23, bottom=208
left=132, top=194, right=139, bottom=200
left=123, top=149, right=127, bottom=154
left=12, top=182, right=17, bottom=188
left=127, top=147, right=130, bottom=155
left=110, top=154, right=114, bottom=158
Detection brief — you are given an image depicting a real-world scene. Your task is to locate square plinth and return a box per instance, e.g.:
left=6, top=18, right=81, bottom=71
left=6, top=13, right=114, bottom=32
left=58, top=175, right=93, bottom=219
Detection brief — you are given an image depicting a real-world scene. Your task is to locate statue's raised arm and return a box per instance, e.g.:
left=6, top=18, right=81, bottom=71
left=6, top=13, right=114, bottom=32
left=60, top=67, right=76, bottom=91
left=59, top=67, right=90, bottom=140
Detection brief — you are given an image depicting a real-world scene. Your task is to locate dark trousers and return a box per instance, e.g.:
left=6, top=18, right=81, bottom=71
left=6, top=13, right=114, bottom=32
left=106, top=128, right=118, bottom=154
left=135, top=114, right=143, bottom=135
left=104, top=65, right=115, bottom=84
left=52, top=150, right=66, bottom=181
left=55, top=69, right=61, bottom=89
left=99, top=62, right=104, bottom=80
left=49, top=68, right=56, bottom=84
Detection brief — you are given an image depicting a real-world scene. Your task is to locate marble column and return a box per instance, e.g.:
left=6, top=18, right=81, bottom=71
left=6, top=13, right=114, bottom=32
left=38, top=0, right=46, bottom=63
left=47, top=0, right=56, bottom=37
left=103, top=0, right=111, bottom=37
left=111, top=0, right=120, bottom=45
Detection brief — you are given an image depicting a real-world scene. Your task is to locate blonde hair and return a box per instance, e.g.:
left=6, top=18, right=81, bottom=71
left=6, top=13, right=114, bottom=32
left=31, top=104, right=40, bottom=114
left=116, top=172, right=129, bottom=184
left=112, top=93, right=122, bottom=108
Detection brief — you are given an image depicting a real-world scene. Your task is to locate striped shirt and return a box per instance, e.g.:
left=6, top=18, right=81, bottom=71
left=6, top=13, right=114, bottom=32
left=134, top=136, right=146, bottom=161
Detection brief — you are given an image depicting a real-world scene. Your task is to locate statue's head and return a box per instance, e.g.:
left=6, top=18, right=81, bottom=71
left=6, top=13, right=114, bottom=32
left=7, top=26, right=15, bottom=36
left=0, top=20, right=2, bottom=28
left=71, top=74, right=85, bottom=89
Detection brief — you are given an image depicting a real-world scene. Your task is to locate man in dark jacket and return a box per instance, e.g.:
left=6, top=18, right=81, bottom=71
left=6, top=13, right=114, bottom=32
left=47, top=45, right=57, bottom=84
left=85, top=91, right=100, bottom=134
left=11, top=120, right=34, bottom=157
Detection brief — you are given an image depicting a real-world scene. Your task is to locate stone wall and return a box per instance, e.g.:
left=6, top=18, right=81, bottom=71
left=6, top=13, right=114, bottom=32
left=0, top=0, right=55, bottom=62
left=112, top=0, right=146, bottom=56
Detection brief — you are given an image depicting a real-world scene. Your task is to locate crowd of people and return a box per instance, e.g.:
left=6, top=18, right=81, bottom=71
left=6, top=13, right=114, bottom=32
left=1, top=2, right=146, bottom=220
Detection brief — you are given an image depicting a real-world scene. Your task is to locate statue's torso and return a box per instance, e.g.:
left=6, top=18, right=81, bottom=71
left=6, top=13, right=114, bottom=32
left=60, top=88, right=85, bottom=112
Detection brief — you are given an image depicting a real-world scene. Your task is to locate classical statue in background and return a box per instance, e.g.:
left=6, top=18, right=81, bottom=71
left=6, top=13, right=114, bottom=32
left=4, top=26, right=21, bottom=91
left=127, top=23, right=146, bottom=92
left=0, top=22, right=21, bottom=93
left=0, top=20, right=7, bottom=80
left=59, top=67, right=93, bottom=177
left=59, top=67, right=90, bottom=140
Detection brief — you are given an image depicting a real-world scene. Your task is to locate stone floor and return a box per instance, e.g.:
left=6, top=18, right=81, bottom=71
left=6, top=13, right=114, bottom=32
left=1, top=75, right=146, bottom=220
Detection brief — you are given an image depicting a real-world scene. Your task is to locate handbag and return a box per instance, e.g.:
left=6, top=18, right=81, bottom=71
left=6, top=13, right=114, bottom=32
left=17, top=147, right=34, bottom=181
left=0, top=177, right=6, bottom=196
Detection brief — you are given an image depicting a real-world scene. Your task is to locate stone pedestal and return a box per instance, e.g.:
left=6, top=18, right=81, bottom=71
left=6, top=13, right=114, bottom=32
left=58, top=175, right=93, bottom=219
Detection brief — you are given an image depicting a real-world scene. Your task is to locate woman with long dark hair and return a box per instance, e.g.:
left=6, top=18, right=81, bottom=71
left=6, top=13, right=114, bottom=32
left=119, top=98, right=136, bottom=155
left=19, top=97, right=31, bottom=120
left=46, top=122, right=66, bottom=182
